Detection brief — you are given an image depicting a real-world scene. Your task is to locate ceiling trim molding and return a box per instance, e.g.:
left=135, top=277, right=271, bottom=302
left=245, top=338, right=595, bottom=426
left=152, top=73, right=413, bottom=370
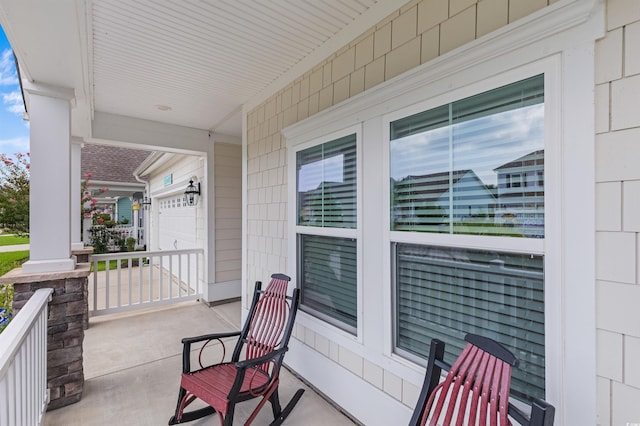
left=22, top=81, right=75, bottom=101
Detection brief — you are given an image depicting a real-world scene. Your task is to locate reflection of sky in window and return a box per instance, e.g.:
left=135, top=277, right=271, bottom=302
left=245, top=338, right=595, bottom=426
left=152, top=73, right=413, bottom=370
left=390, top=104, right=544, bottom=186
left=298, top=154, right=345, bottom=192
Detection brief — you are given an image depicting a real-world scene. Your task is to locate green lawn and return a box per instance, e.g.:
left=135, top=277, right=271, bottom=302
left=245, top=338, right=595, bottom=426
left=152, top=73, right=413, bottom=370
left=0, top=250, right=29, bottom=333
left=92, top=258, right=147, bottom=272
left=92, top=259, right=120, bottom=272
left=0, top=250, right=29, bottom=276
left=0, top=235, right=30, bottom=246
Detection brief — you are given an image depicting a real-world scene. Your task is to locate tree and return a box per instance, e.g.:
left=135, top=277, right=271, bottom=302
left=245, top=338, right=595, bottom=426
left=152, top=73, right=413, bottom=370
left=81, top=172, right=109, bottom=224
left=0, top=152, right=29, bottom=234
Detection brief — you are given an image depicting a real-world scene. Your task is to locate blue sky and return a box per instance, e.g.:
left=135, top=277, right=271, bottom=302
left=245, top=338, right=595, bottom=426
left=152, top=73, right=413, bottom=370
left=0, top=25, right=29, bottom=158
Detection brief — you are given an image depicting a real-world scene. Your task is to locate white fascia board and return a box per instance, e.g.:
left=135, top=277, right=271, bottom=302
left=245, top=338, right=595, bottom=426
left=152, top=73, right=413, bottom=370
left=132, top=152, right=165, bottom=177
left=210, top=132, right=241, bottom=145
left=89, top=180, right=145, bottom=192
left=90, top=111, right=209, bottom=154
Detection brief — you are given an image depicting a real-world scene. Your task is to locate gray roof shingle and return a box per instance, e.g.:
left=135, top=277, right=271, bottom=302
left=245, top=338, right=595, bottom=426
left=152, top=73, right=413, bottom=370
left=81, top=144, right=152, bottom=184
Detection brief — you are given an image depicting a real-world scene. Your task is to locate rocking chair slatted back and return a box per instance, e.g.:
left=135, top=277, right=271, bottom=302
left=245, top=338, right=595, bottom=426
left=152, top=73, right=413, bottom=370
left=423, top=343, right=514, bottom=426
left=244, top=275, right=290, bottom=366
left=411, top=333, right=554, bottom=426
left=170, top=273, right=305, bottom=426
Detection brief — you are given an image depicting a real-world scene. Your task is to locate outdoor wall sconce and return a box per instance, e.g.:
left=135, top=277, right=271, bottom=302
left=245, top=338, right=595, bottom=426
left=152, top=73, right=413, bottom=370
left=184, top=179, right=201, bottom=207
left=141, top=197, right=151, bottom=210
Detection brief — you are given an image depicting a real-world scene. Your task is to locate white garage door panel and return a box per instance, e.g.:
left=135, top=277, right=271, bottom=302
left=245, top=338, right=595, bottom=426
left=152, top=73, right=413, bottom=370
left=158, top=196, right=196, bottom=250
left=157, top=195, right=199, bottom=292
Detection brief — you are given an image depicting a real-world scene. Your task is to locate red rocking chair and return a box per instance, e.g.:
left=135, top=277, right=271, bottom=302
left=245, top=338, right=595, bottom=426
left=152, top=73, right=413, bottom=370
left=409, top=334, right=555, bottom=426
left=169, top=274, right=304, bottom=426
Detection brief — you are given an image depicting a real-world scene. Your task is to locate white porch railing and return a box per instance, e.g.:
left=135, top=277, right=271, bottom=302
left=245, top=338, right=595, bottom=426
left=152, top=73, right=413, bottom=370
left=89, top=249, right=204, bottom=316
left=0, top=288, right=53, bottom=426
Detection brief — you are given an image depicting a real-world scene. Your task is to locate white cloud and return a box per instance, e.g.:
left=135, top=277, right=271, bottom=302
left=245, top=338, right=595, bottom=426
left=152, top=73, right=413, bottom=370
left=0, top=49, right=18, bottom=86
left=2, top=89, right=24, bottom=116
left=390, top=104, right=545, bottom=186
left=0, top=136, right=29, bottom=155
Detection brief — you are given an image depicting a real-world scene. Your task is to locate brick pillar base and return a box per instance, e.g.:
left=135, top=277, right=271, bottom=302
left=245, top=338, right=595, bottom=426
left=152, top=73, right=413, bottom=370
left=71, top=247, right=93, bottom=265
left=2, top=264, right=91, bottom=411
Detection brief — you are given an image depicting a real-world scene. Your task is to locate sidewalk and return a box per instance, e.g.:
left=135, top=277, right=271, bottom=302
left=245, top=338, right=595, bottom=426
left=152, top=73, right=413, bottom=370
left=0, top=244, right=29, bottom=252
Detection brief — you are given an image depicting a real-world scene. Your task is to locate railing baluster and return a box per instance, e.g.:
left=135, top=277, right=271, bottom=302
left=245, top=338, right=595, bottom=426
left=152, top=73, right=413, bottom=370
left=158, top=255, right=164, bottom=300
left=128, top=258, right=132, bottom=306
left=187, top=254, right=192, bottom=295
left=178, top=253, right=182, bottom=298
left=147, top=254, right=152, bottom=302
left=93, top=260, right=98, bottom=311
left=116, top=258, right=122, bottom=308
left=168, top=253, right=173, bottom=300
left=105, top=260, right=110, bottom=309
left=138, top=255, right=143, bottom=305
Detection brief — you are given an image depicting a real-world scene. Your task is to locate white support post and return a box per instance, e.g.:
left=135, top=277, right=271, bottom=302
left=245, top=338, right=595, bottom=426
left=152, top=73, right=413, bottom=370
left=203, top=143, right=215, bottom=303
left=71, top=140, right=84, bottom=250
left=22, top=83, right=76, bottom=273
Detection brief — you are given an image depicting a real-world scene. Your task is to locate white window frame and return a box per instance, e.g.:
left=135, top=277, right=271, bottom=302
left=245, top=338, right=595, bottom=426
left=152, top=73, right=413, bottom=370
left=382, top=66, right=554, bottom=401
left=287, top=125, right=364, bottom=341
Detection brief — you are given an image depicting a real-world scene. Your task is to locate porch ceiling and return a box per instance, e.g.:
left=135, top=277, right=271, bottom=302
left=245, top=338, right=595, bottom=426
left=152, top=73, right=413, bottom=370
left=0, top=0, right=399, bottom=140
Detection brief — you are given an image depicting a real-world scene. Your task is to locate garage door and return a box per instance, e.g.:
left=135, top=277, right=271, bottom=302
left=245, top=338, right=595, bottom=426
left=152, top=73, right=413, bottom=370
left=158, top=194, right=196, bottom=251
left=157, top=194, right=199, bottom=292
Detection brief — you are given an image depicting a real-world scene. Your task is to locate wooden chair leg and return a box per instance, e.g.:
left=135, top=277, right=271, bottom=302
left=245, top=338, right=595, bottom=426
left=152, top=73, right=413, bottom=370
left=168, top=387, right=217, bottom=425
left=270, top=388, right=282, bottom=418
left=168, top=387, right=187, bottom=425
left=223, top=407, right=234, bottom=426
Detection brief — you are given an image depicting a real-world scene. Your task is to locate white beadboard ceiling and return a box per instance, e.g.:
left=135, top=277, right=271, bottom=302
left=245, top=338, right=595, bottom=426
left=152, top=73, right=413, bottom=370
left=0, top=0, right=406, bottom=139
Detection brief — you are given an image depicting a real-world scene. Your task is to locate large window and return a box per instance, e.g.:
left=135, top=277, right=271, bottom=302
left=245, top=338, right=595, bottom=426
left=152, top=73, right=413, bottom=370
left=390, top=75, right=546, bottom=400
left=296, top=133, right=358, bottom=333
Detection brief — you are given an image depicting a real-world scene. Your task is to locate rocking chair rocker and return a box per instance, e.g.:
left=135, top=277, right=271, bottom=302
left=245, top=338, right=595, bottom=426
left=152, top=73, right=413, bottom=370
left=169, top=274, right=304, bottom=426
left=409, top=334, right=555, bottom=426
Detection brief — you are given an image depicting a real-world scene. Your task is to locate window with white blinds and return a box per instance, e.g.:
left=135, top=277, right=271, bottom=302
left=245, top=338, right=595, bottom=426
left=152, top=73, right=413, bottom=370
left=296, top=133, right=358, bottom=333
left=299, top=235, right=357, bottom=330
left=394, top=243, right=545, bottom=400
left=390, top=75, right=546, bottom=401
left=390, top=74, right=544, bottom=238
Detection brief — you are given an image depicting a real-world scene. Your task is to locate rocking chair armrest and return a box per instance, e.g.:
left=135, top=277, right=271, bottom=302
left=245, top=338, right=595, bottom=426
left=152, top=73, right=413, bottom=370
left=234, top=346, right=289, bottom=370
left=181, top=331, right=241, bottom=346
left=181, top=331, right=242, bottom=374
left=507, top=397, right=555, bottom=426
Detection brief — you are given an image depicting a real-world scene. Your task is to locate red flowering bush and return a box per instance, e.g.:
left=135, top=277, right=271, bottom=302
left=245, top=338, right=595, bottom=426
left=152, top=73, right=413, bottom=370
left=81, top=172, right=108, bottom=222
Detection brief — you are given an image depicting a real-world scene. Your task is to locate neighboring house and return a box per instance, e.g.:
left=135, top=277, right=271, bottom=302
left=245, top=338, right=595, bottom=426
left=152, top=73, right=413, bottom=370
left=391, top=169, right=497, bottom=232
left=494, top=150, right=545, bottom=237
left=80, top=144, right=150, bottom=244
left=2, top=1, right=639, bottom=425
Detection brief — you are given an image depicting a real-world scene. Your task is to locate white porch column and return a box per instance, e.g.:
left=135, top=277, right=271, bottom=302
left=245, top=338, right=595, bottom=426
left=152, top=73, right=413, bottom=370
left=204, top=143, right=214, bottom=303
left=22, top=83, right=76, bottom=273
left=71, top=139, right=84, bottom=250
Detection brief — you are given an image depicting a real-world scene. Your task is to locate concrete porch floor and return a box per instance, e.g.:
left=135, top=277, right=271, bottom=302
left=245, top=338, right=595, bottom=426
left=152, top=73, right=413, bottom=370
left=42, top=299, right=357, bottom=426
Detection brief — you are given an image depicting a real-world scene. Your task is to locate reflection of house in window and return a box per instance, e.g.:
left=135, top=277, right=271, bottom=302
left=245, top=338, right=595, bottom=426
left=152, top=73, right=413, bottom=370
left=298, top=181, right=354, bottom=227
left=391, top=169, right=497, bottom=230
left=494, top=150, right=544, bottom=237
